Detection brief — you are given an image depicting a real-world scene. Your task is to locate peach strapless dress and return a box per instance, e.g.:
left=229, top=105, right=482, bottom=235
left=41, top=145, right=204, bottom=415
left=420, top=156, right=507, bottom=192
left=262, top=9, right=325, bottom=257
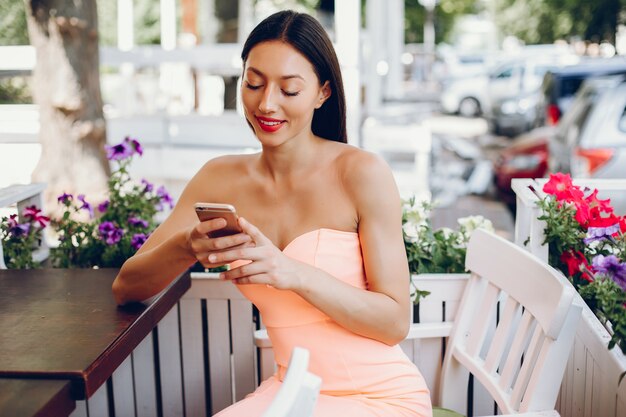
left=214, top=228, right=432, bottom=417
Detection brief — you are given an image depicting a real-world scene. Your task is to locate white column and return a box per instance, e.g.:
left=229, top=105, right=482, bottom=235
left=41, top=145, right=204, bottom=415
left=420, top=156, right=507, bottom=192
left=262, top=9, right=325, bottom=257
left=385, top=0, right=404, bottom=100
left=335, top=0, right=361, bottom=147
left=237, top=0, right=254, bottom=43
left=117, top=0, right=134, bottom=51
left=161, top=0, right=177, bottom=50
left=199, top=0, right=218, bottom=44
left=365, top=0, right=385, bottom=116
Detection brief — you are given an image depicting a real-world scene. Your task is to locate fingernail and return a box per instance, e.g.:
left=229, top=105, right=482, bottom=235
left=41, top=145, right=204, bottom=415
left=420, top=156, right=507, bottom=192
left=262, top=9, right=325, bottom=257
left=219, top=273, right=225, bottom=280
left=208, top=254, right=216, bottom=262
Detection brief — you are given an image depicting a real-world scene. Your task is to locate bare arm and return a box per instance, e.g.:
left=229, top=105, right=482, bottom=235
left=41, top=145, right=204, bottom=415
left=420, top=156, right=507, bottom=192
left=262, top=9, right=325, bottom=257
left=212, top=153, right=410, bottom=345
left=112, top=162, right=251, bottom=305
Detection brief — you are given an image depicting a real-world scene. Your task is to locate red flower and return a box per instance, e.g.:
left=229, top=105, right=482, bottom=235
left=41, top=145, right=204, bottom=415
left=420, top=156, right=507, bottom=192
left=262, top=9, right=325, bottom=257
left=620, top=217, right=626, bottom=233
left=543, top=173, right=584, bottom=202
left=22, top=205, right=50, bottom=228
left=560, top=250, right=593, bottom=282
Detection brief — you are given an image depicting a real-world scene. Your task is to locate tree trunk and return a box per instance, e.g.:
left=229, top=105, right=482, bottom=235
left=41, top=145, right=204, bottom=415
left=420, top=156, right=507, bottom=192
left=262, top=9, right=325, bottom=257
left=24, top=0, right=110, bottom=217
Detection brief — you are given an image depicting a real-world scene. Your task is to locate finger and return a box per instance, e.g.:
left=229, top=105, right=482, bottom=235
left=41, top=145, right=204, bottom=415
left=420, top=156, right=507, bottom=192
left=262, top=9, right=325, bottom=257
left=220, top=262, right=267, bottom=281
left=196, top=218, right=227, bottom=235
left=239, top=217, right=273, bottom=246
left=230, top=272, right=270, bottom=286
left=208, top=245, right=265, bottom=264
left=210, top=232, right=252, bottom=250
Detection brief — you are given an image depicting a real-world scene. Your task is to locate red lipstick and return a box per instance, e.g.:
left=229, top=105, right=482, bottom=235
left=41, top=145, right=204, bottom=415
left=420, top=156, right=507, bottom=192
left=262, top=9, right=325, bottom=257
left=256, top=116, right=285, bottom=133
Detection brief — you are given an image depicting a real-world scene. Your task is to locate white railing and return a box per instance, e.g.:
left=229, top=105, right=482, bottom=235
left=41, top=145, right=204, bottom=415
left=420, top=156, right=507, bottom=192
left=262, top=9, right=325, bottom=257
left=512, top=178, right=626, bottom=417
left=68, top=273, right=475, bottom=417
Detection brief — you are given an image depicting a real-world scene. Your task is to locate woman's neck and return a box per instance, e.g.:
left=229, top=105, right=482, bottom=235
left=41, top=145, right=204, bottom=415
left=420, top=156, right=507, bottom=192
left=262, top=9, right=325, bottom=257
left=257, top=133, right=325, bottom=183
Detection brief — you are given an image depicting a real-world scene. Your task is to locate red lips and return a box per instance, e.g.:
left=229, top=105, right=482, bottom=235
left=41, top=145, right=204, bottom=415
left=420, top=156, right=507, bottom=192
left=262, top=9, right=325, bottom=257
left=256, top=116, right=285, bottom=133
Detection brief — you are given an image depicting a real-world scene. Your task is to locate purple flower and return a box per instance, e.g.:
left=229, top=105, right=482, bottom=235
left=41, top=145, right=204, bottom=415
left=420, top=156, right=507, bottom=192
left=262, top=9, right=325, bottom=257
left=584, top=223, right=621, bottom=244
left=105, top=141, right=133, bottom=161
left=57, top=193, right=73, bottom=205
left=141, top=179, right=154, bottom=193
left=592, top=254, right=626, bottom=291
left=98, top=221, right=124, bottom=245
left=7, top=215, right=30, bottom=238
left=77, top=194, right=94, bottom=218
left=98, top=200, right=109, bottom=213
left=128, top=216, right=149, bottom=228
left=156, top=185, right=174, bottom=210
left=125, top=137, right=143, bottom=156
left=131, top=233, right=148, bottom=250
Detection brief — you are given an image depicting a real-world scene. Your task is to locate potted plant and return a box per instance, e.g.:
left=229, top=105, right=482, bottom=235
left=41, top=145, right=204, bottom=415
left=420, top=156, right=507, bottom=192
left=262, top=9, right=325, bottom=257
left=402, top=198, right=495, bottom=304
left=535, top=173, right=626, bottom=353
left=1, top=137, right=174, bottom=269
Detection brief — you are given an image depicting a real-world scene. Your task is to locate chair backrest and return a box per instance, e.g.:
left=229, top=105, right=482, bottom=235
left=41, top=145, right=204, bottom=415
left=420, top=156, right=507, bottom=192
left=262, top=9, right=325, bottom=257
left=439, top=229, right=582, bottom=415
left=262, top=347, right=321, bottom=417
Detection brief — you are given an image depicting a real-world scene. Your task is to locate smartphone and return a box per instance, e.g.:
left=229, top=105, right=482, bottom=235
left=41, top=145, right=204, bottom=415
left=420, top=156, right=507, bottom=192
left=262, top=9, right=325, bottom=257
left=194, top=203, right=242, bottom=238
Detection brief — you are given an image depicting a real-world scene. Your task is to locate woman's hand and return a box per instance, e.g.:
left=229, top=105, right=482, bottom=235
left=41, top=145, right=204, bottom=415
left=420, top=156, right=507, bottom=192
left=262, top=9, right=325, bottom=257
left=187, top=217, right=253, bottom=269
left=208, top=217, right=304, bottom=290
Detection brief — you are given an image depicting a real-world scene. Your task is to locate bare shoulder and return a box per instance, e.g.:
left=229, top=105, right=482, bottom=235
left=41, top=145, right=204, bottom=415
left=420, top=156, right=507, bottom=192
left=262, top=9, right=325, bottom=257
left=334, top=145, right=396, bottom=196
left=181, top=153, right=257, bottom=202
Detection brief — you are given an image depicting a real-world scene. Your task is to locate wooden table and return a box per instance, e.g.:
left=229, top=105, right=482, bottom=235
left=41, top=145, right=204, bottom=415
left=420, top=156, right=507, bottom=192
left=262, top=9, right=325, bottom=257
left=0, top=268, right=191, bottom=416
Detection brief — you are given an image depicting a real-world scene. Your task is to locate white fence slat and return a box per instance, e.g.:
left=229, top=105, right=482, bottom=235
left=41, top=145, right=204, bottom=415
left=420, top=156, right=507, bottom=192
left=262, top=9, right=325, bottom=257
left=133, top=332, right=158, bottom=417
left=180, top=298, right=207, bottom=417
left=86, top=381, right=109, bottom=417
left=230, top=299, right=256, bottom=401
left=112, top=354, right=136, bottom=417
left=157, top=305, right=185, bottom=417
left=206, top=299, right=233, bottom=414
left=69, top=401, right=88, bottom=417
left=571, top=337, right=586, bottom=417
left=583, top=350, right=593, bottom=417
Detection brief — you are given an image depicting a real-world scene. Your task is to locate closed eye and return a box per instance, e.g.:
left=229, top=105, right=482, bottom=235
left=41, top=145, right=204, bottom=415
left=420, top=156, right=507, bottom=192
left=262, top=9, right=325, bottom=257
left=245, top=83, right=262, bottom=90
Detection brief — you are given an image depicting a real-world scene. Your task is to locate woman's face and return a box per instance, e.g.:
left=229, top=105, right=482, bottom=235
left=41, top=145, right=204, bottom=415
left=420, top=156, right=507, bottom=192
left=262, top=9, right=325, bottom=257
left=241, top=40, right=330, bottom=146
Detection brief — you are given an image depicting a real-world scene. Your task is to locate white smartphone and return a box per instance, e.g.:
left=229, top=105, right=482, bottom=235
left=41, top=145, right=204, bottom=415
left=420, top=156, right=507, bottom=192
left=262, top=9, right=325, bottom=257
left=194, top=202, right=242, bottom=238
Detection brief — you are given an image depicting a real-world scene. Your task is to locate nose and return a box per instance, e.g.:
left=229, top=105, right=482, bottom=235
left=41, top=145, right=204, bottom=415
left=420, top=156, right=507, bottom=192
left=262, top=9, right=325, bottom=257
left=258, top=86, right=278, bottom=114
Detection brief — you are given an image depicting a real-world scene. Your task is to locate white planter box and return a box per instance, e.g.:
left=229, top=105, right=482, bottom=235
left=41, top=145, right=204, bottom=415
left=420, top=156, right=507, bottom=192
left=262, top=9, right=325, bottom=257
left=512, top=178, right=626, bottom=417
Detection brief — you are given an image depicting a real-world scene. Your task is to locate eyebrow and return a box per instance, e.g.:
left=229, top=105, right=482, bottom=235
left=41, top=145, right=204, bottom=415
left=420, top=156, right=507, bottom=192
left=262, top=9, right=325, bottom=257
left=247, top=67, right=305, bottom=81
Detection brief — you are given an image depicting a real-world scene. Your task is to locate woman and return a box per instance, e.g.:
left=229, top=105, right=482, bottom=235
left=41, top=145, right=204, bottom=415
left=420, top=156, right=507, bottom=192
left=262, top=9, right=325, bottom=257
left=112, top=10, right=432, bottom=417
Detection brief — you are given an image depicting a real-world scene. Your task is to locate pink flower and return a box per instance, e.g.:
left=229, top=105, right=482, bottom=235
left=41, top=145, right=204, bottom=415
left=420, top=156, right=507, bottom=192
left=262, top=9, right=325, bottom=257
left=543, top=173, right=584, bottom=202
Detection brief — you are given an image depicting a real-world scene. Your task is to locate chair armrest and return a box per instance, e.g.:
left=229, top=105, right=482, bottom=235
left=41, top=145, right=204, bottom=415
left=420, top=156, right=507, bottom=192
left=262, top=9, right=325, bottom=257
left=255, top=329, right=272, bottom=348
left=406, top=322, right=453, bottom=340
left=255, top=322, right=454, bottom=349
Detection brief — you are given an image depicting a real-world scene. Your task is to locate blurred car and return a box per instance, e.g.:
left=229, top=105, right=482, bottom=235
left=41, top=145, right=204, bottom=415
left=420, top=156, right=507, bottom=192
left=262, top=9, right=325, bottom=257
left=549, top=75, right=626, bottom=179
left=493, top=126, right=555, bottom=208
left=439, top=74, right=488, bottom=117
left=538, top=58, right=626, bottom=126
left=485, top=54, right=578, bottom=136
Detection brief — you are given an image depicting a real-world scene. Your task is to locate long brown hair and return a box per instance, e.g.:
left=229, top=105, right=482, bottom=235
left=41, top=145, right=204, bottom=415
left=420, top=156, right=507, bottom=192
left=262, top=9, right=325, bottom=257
left=241, top=10, right=347, bottom=143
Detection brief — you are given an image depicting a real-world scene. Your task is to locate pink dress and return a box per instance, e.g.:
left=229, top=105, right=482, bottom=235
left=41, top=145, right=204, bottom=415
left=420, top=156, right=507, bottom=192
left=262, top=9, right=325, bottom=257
left=215, top=228, right=432, bottom=417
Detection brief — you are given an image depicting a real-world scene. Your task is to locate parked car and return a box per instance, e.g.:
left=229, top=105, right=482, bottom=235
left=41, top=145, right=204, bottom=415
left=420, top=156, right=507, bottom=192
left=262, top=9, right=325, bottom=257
left=549, top=75, right=626, bottom=179
left=439, top=74, right=488, bottom=117
left=538, top=58, right=626, bottom=126
left=492, top=126, right=555, bottom=209
left=485, top=54, right=578, bottom=136
left=493, top=75, right=626, bottom=213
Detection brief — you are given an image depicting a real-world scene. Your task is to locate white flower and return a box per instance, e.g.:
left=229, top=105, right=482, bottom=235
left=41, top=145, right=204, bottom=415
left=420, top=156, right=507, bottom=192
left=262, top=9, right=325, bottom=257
left=458, top=215, right=494, bottom=239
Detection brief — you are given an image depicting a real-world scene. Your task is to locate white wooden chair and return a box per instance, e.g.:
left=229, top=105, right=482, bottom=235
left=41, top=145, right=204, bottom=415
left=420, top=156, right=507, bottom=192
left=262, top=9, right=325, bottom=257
left=428, top=229, right=582, bottom=416
left=255, top=229, right=582, bottom=416
left=262, top=347, right=321, bottom=417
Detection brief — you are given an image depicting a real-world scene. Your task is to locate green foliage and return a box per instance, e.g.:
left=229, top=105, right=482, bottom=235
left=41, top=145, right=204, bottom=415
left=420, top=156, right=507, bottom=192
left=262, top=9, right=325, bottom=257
left=0, top=0, right=29, bottom=45
left=405, top=0, right=483, bottom=44
left=494, top=0, right=626, bottom=44
left=0, top=77, right=32, bottom=104
left=579, top=277, right=626, bottom=353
